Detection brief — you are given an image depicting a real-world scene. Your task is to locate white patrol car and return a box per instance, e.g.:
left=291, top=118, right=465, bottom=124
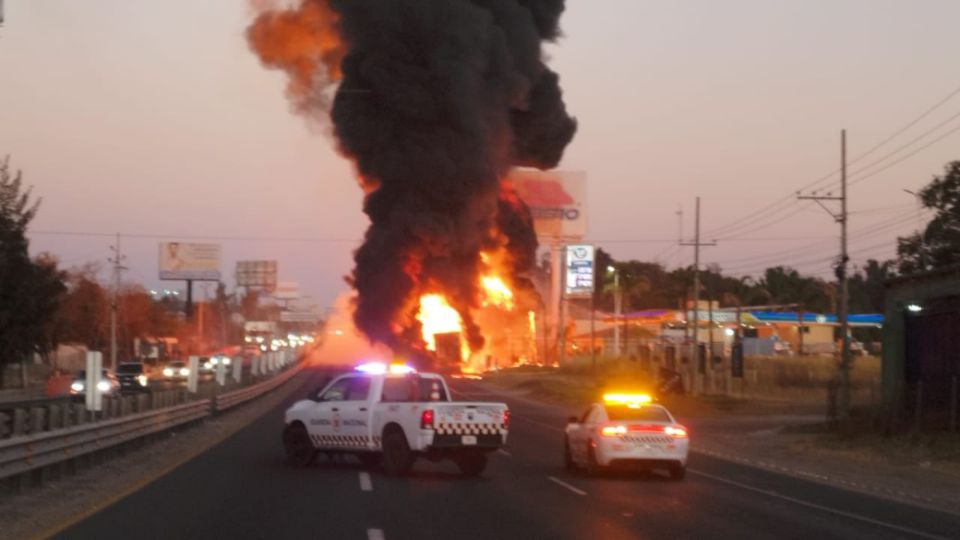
left=283, top=363, right=509, bottom=476
left=563, top=393, right=689, bottom=480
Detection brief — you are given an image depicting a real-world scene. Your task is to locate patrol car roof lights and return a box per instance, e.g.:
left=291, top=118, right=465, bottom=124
left=355, top=362, right=417, bottom=375
left=602, top=393, right=652, bottom=406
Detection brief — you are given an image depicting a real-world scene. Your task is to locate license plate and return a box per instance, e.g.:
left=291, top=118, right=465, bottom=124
left=461, top=435, right=477, bottom=445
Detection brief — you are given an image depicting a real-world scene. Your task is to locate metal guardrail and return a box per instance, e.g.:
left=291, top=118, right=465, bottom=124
left=215, top=364, right=303, bottom=412
left=0, top=399, right=210, bottom=480
left=0, top=361, right=305, bottom=483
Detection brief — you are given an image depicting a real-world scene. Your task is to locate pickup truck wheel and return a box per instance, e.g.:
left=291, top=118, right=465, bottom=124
left=283, top=423, right=316, bottom=467
left=456, top=451, right=487, bottom=477
left=381, top=429, right=414, bottom=476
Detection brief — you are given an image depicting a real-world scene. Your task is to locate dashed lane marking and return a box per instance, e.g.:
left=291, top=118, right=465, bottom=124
left=689, top=469, right=952, bottom=540
left=512, top=415, right=564, bottom=433
left=547, top=476, right=587, bottom=496
left=359, top=472, right=373, bottom=492
left=497, top=449, right=512, bottom=457
left=367, top=528, right=385, bottom=540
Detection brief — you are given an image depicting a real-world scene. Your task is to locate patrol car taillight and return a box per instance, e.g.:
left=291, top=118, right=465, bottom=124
left=502, top=409, right=510, bottom=429
left=601, top=425, right=627, bottom=437
left=421, top=409, right=434, bottom=429
left=664, top=425, right=688, bottom=438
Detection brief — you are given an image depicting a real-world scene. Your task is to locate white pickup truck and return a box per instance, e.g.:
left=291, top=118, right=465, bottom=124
left=282, top=364, right=509, bottom=476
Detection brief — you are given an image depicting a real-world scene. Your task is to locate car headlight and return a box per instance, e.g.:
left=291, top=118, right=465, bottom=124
left=70, top=381, right=84, bottom=393
left=222, top=358, right=231, bottom=365
left=179, top=367, right=189, bottom=376
left=97, top=380, right=111, bottom=392
left=163, top=368, right=174, bottom=377
left=137, top=374, right=148, bottom=386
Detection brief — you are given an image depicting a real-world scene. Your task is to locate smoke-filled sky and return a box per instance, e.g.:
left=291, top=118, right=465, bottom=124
left=2, top=0, right=959, bottom=309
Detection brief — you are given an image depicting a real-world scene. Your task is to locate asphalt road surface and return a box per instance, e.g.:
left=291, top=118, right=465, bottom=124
left=56, top=367, right=960, bottom=540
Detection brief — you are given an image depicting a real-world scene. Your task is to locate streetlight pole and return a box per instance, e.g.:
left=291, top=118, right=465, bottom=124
left=608, top=265, right=621, bottom=357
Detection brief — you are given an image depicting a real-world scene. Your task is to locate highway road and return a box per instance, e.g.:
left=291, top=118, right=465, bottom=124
left=55, top=367, right=960, bottom=540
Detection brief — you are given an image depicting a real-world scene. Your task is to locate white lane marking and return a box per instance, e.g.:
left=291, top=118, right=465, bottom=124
left=359, top=472, right=373, bottom=492
left=513, top=415, right=564, bottom=433
left=497, top=448, right=512, bottom=457
left=367, top=528, right=385, bottom=540
left=547, top=476, right=587, bottom=496
left=689, top=469, right=952, bottom=540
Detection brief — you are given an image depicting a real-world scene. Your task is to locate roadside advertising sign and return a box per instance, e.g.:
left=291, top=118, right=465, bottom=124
left=564, top=244, right=595, bottom=297
left=159, top=242, right=221, bottom=281
left=509, top=169, right=587, bottom=241
left=235, top=260, right=278, bottom=291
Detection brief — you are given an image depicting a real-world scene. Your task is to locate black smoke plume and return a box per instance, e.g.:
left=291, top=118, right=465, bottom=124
left=249, top=0, right=576, bottom=361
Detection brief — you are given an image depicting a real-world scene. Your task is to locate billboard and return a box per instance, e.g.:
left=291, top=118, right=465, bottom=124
left=508, top=169, right=586, bottom=240
left=564, top=244, right=594, bottom=297
left=236, top=260, right=278, bottom=291
left=274, top=281, right=300, bottom=300
left=159, top=242, right=221, bottom=281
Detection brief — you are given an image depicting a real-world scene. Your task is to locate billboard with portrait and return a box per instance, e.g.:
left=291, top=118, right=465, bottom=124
left=158, top=242, right=221, bottom=281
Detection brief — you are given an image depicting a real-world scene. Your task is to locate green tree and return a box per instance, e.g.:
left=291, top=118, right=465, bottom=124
left=0, top=157, right=66, bottom=386
left=897, top=160, right=960, bottom=274
left=848, top=259, right=895, bottom=313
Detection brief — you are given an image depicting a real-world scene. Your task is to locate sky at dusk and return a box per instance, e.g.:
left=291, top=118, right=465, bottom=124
left=2, top=0, right=959, bottom=309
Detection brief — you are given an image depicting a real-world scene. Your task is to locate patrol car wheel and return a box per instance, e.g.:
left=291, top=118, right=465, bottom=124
left=456, top=451, right=487, bottom=477
left=668, top=463, right=686, bottom=481
left=283, top=423, right=316, bottom=467
left=563, top=436, right=575, bottom=470
left=381, top=428, right=414, bottom=476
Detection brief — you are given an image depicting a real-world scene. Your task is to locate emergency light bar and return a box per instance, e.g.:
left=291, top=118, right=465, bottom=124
left=355, top=362, right=416, bottom=375
left=603, top=393, right=653, bottom=406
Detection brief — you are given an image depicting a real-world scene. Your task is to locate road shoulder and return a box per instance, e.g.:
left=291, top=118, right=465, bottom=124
left=0, top=370, right=312, bottom=540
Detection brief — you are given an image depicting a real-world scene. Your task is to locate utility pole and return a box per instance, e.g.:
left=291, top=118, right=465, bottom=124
left=108, top=233, right=127, bottom=370
left=680, top=197, right=716, bottom=395
left=798, top=129, right=850, bottom=422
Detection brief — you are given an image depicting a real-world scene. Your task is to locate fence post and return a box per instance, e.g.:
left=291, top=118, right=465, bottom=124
left=12, top=408, right=27, bottom=437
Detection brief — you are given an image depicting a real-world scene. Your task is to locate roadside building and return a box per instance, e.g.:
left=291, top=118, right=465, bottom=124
left=882, top=266, right=960, bottom=430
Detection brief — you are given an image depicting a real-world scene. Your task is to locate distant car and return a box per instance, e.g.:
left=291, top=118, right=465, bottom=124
left=116, top=362, right=151, bottom=395
left=201, top=355, right=232, bottom=373
left=70, top=369, right=120, bottom=397
left=160, top=361, right=190, bottom=381
left=564, top=394, right=689, bottom=480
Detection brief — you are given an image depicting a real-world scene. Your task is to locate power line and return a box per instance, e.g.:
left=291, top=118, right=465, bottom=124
left=849, top=121, right=960, bottom=187
left=704, top=81, right=960, bottom=237
left=29, top=230, right=362, bottom=243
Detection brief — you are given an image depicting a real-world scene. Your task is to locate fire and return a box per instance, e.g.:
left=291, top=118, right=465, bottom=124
left=416, top=294, right=463, bottom=352
left=481, top=276, right=514, bottom=310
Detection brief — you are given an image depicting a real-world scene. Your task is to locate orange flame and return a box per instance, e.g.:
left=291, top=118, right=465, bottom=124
left=416, top=294, right=463, bottom=352
left=480, top=276, right=514, bottom=310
